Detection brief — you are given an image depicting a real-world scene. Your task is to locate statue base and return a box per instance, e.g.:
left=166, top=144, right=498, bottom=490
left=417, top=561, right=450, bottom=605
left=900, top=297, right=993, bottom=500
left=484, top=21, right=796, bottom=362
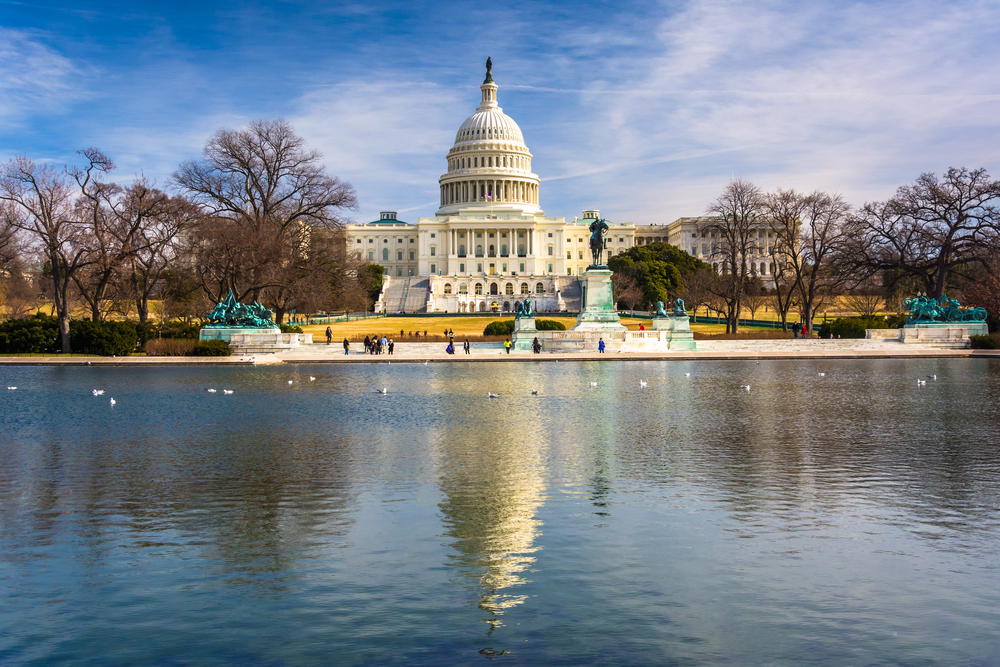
left=650, top=316, right=696, bottom=350
left=899, top=322, right=988, bottom=348
left=512, top=317, right=538, bottom=351
left=571, top=268, right=625, bottom=332
left=199, top=327, right=313, bottom=353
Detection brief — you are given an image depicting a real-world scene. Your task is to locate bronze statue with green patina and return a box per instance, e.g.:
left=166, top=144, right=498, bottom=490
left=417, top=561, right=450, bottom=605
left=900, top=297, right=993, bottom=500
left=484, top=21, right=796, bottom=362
left=589, top=218, right=610, bottom=267
left=204, top=289, right=276, bottom=329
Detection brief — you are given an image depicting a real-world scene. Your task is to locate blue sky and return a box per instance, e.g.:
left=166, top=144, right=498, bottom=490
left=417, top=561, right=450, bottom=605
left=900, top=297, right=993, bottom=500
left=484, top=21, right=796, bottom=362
left=3, top=0, right=999, bottom=225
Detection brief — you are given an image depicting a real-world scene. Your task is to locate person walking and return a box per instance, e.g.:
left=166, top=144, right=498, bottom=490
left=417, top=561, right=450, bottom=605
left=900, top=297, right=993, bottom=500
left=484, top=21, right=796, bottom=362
left=463, top=338, right=471, bottom=354
left=504, top=338, right=512, bottom=354
left=598, top=337, right=605, bottom=353
left=325, top=326, right=332, bottom=345
left=343, top=337, right=350, bottom=355
left=363, top=335, right=371, bottom=352
left=388, top=339, right=394, bottom=355
left=532, top=337, right=541, bottom=354
left=792, top=322, right=799, bottom=339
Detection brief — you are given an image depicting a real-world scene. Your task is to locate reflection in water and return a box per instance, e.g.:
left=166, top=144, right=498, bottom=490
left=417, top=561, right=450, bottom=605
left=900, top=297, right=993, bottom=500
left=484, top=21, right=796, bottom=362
left=436, top=407, right=546, bottom=634
left=1, top=360, right=1000, bottom=664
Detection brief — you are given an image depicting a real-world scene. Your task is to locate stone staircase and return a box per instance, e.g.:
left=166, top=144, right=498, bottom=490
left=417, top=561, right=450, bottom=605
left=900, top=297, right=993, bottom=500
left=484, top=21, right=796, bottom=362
left=381, top=277, right=431, bottom=314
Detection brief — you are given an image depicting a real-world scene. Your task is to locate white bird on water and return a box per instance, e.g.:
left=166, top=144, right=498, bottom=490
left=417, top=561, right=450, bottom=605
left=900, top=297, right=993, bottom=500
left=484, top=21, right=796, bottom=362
left=92, top=389, right=105, bottom=396
left=928, top=374, right=938, bottom=380
left=109, top=398, right=116, bottom=405
left=376, top=388, right=387, bottom=394
left=206, top=388, right=217, bottom=393
left=817, top=372, right=825, bottom=377
left=685, top=373, right=691, bottom=377
left=487, top=392, right=500, bottom=398
left=309, top=376, right=316, bottom=382
left=531, top=389, right=538, bottom=395
left=917, top=379, right=927, bottom=385
left=288, top=380, right=293, bottom=385
left=639, top=380, right=647, bottom=387
left=223, top=390, right=233, bottom=395
left=740, top=384, right=751, bottom=391
left=7, top=386, right=16, bottom=390
left=590, top=382, right=598, bottom=387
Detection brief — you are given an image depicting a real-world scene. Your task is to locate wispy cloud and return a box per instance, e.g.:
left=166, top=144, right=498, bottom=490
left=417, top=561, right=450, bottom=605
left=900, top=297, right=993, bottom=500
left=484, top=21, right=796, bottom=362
left=0, top=27, right=87, bottom=128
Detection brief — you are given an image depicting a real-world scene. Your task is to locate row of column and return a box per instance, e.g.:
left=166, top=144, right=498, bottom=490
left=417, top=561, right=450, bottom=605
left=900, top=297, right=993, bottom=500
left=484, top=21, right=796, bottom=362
left=447, top=227, right=536, bottom=259
left=440, top=180, right=538, bottom=206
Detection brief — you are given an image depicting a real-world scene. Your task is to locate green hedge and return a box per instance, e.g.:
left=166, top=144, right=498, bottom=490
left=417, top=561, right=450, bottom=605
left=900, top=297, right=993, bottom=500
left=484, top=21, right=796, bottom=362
left=536, top=319, right=566, bottom=331
left=817, top=315, right=894, bottom=339
left=191, top=339, right=232, bottom=356
left=970, top=334, right=1000, bottom=350
left=0, top=313, right=60, bottom=353
left=69, top=320, right=139, bottom=356
left=483, top=320, right=515, bottom=336
left=280, top=323, right=304, bottom=334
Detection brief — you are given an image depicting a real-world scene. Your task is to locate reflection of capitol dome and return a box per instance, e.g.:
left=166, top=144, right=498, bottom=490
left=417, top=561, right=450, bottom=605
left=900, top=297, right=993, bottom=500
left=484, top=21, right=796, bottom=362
left=437, top=63, right=541, bottom=216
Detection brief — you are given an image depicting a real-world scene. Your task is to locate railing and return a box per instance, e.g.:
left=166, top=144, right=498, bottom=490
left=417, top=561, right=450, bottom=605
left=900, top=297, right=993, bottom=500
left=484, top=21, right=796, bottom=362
left=399, top=277, right=411, bottom=312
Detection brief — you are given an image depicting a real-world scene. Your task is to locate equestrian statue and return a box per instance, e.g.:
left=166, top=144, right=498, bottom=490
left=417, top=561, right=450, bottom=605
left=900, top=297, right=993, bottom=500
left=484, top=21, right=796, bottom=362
left=589, top=218, right=610, bottom=267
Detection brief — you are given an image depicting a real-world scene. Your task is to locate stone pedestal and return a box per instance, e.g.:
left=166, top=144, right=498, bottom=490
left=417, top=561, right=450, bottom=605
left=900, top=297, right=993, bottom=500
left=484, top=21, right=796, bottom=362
left=200, top=327, right=313, bottom=353
left=899, top=322, right=988, bottom=348
left=571, top=268, right=626, bottom=332
left=512, top=317, right=538, bottom=351
left=650, top=315, right=697, bottom=350
left=200, top=327, right=281, bottom=343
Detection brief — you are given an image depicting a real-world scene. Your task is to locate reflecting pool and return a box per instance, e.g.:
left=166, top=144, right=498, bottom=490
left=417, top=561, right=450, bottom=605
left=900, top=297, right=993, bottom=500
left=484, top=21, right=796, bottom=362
left=2, top=359, right=1000, bottom=665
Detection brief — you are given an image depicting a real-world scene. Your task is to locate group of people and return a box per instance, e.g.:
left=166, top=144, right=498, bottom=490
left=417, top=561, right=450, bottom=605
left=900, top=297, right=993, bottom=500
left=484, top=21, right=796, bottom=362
left=362, top=335, right=394, bottom=355
left=791, top=322, right=809, bottom=339
left=445, top=338, right=472, bottom=355
left=502, top=337, right=543, bottom=353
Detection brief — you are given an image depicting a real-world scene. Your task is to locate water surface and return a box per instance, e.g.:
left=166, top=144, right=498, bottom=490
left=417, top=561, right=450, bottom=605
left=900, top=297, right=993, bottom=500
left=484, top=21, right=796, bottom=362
left=1, top=359, right=999, bottom=665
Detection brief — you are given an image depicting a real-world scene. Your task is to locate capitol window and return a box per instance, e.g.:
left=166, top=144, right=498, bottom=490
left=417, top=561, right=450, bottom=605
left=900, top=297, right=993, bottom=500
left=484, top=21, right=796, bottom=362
left=382, top=249, right=389, bottom=261
left=475, top=283, right=483, bottom=295
left=520, top=283, right=529, bottom=295
left=430, top=246, right=436, bottom=256
left=444, top=283, right=452, bottom=294
left=505, top=283, right=514, bottom=295
left=548, top=246, right=554, bottom=256
left=566, top=251, right=571, bottom=259
left=536, top=282, right=544, bottom=293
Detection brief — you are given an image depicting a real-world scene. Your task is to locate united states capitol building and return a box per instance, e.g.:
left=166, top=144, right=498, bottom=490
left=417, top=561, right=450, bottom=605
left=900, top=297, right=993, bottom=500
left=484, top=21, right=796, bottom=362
left=346, top=62, right=775, bottom=313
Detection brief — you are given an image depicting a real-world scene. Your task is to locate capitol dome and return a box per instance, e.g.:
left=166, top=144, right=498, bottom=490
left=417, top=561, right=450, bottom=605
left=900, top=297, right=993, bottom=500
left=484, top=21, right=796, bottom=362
left=437, top=62, right=541, bottom=216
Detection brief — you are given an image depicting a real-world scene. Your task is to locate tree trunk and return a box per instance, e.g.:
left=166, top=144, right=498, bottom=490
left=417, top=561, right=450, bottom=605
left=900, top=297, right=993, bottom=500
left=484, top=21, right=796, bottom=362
left=51, top=254, right=71, bottom=354
left=274, top=307, right=285, bottom=325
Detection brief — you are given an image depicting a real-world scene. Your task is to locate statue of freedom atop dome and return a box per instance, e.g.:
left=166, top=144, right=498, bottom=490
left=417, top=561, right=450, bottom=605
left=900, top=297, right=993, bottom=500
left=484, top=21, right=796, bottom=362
left=589, top=218, right=610, bottom=267
left=484, top=57, right=494, bottom=84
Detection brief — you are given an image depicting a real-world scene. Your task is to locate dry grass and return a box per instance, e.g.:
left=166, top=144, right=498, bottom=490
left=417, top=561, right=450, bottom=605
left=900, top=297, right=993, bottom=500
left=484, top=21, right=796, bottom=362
left=144, top=339, right=198, bottom=356
left=694, top=330, right=797, bottom=340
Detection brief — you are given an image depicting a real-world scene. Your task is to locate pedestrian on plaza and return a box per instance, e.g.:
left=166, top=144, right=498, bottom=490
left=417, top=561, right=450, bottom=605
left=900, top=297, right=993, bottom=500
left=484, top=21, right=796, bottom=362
left=791, top=322, right=799, bottom=339
left=424, top=330, right=428, bottom=338
left=504, top=338, right=512, bottom=354
left=598, top=337, right=605, bottom=353
left=401, top=329, right=404, bottom=336
left=364, top=335, right=371, bottom=352
left=325, top=326, right=332, bottom=344
left=639, top=324, right=644, bottom=331
left=464, top=338, right=471, bottom=354
left=343, top=338, right=350, bottom=355
left=532, top=337, right=541, bottom=354
left=388, top=339, right=394, bottom=355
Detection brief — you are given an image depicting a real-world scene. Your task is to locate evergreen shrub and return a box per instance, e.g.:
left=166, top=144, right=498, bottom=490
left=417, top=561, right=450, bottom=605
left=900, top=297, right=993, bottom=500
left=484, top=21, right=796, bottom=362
left=483, top=320, right=515, bottom=336
left=69, top=320, right=139, bottom=356
left=191, top=340, right=232, bottom=356
left=817, top=315, right=892, bottom=339
left=970, top=334, right=1000, bottom=350
left=280, top=324, right=304, bottom=334
left=0, top=313, right=59, bottom=354
left=535, top=319, right=566, bottom=331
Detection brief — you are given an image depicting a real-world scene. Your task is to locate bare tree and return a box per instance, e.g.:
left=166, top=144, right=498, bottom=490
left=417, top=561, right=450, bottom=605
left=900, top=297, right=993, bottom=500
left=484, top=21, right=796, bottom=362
left=706, top=179, right=764, bottom=333
left=844, top=277, right=885, bottom=317
left=841, top=168, right=1000, bottom=299
left=612, top=271, right=643, bottom=314
left=742, top=277, right=768, bottom=321
left=964, top=258, right=1000, bottom=319
left=765, top=188, right=850, bottom=335
left=678, top=268, right=714, bottom=322
left=173, top=119, right=358, bottom=304
left=0, top=152, right=110, bottom=352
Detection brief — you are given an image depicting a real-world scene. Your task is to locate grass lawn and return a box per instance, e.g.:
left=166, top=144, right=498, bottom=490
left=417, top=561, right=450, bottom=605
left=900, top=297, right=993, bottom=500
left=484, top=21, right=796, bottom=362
left=301, top=315, right=671, bottom=340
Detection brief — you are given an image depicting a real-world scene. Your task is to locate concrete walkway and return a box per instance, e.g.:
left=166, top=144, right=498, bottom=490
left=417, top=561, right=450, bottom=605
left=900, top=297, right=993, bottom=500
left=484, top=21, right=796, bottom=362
left=4, top=340, right=996, bottom=365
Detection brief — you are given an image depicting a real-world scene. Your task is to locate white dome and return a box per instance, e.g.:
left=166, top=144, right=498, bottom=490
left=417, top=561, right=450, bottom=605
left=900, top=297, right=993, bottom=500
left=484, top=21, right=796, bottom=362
left=455, top=110, right=524, bottom=145
left=436, top=64, right=541, bottom=216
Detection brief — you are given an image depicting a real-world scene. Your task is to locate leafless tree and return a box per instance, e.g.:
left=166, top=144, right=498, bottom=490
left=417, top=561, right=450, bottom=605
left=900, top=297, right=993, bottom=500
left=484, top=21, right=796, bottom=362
left=844, top=277, right=885, bottom=317
left=706, top=179, right=764, bottom=333
left=742, top=277, right=768, bottom=321
left=173, top=119, right=358, bottom=305
left=612, top=271, right=643, bottom=314
left=964, top=258, right=1000, bottom=319
left=841, top=168, right=1000, bottom=299
left=0, top=151, right=110, bottom=352
left=765, top=188, right=850, bottom=335
left=678, top=268, right=714, bottom=322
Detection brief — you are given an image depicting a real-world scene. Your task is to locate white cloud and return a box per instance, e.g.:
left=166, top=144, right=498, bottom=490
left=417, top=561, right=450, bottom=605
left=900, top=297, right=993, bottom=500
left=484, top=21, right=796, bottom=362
left=0, top=27, right=86, bottom=127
